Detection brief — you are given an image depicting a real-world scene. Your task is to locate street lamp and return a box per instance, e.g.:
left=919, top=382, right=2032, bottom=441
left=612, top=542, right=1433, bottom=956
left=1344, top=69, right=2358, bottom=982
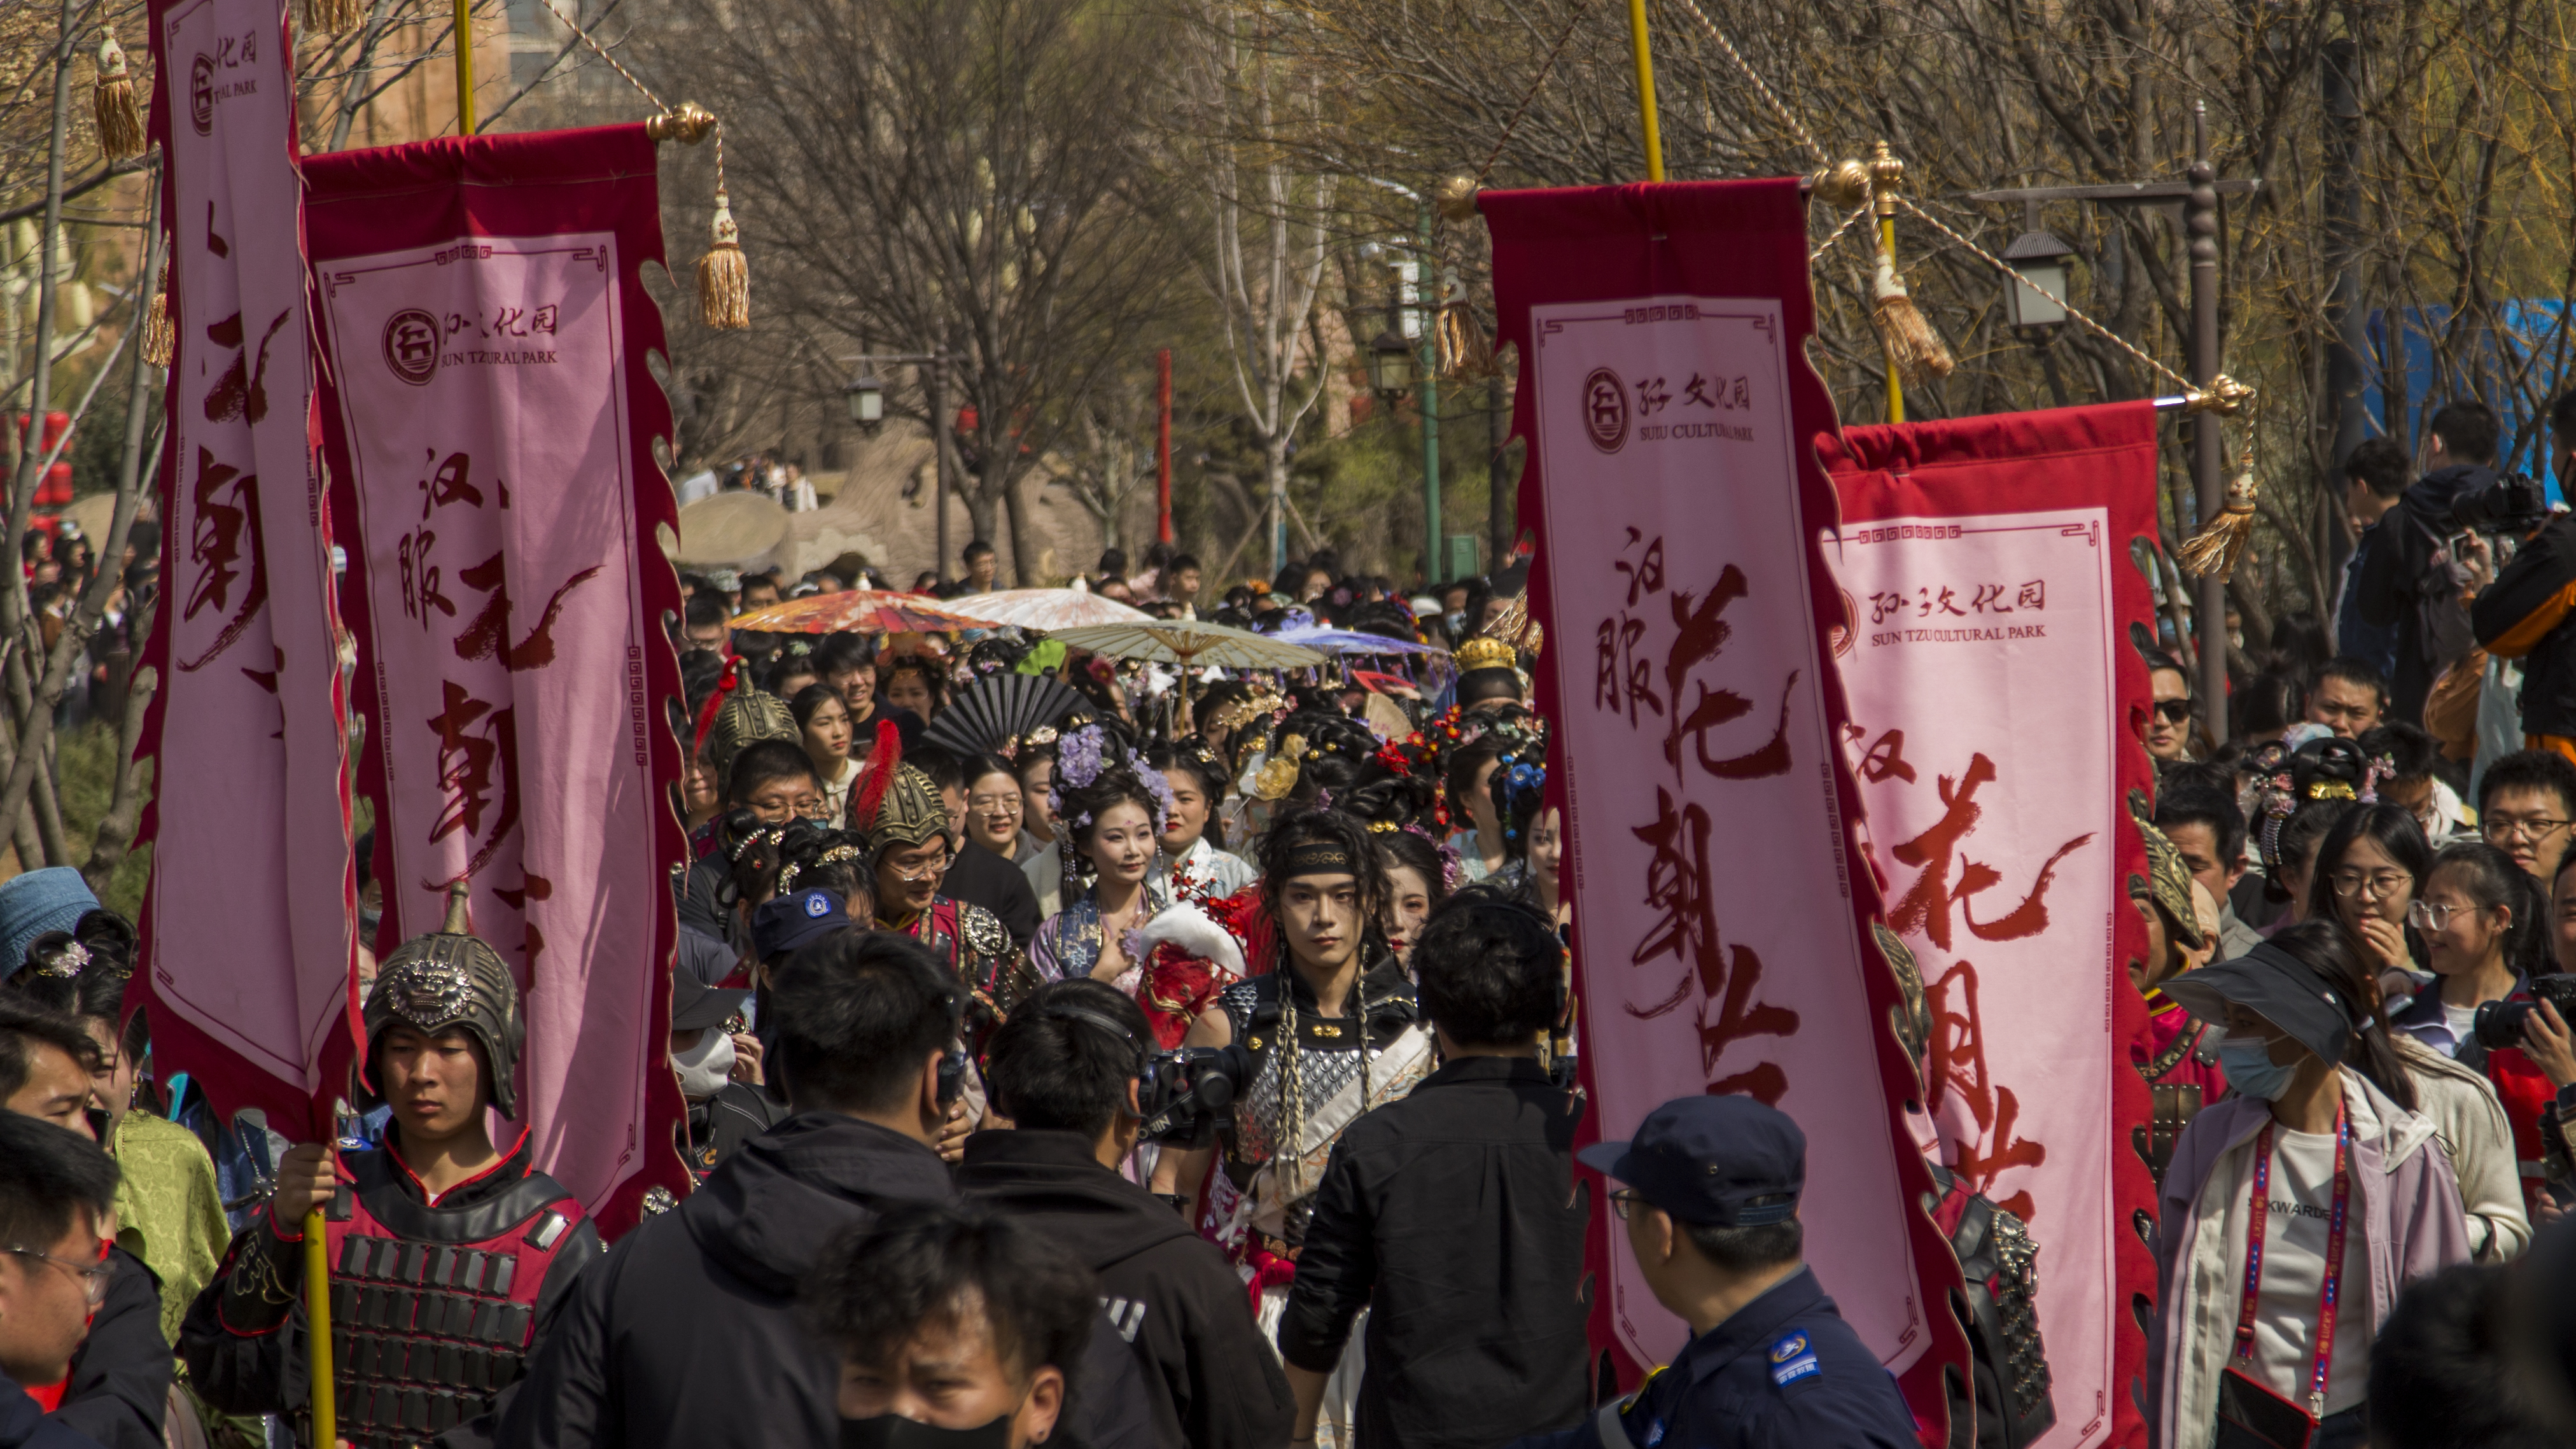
left=1367, top=326, right=1414, bottom=396
left=843, top=370, right=885, bottom=431
left=2001, top=227, right=2076, bottom=330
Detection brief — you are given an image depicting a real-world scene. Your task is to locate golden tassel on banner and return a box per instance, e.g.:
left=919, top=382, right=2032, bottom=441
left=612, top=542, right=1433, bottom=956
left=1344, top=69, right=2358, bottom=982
left=696, top=189, right=748, bottom=330
left=2174, top=466, right=2258, bottom=583
left=2174, top=378, right=2260, bottom=582
left=92, top=29, right=146, bottom=162
left=304, top=0, right=365, bottom=35
left=141, top=258, right=174, bottom=367
left=1865, top=143, right=1951, bottom=414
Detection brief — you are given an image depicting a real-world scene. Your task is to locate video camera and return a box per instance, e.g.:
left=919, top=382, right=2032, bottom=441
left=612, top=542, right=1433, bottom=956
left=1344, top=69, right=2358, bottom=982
left=2472, top=974, right=2576, bottom=1051
left=2446, top=473, right=2551, bottom=536
left=1137, top=1044, right=1256, bottom=1146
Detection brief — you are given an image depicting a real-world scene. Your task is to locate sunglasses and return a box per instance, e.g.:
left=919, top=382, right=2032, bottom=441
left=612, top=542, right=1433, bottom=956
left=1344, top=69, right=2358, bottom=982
left=2152, top=698, right=2194, bottom=724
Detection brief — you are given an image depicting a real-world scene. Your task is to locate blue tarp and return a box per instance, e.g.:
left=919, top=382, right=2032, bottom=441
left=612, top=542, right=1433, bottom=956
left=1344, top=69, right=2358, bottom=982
left=2364, top=302, right=2575, bottom=501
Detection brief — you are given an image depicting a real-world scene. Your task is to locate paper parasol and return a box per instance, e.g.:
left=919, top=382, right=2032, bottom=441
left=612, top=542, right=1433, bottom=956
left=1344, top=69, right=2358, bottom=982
left=937, top=589, right=1154, bottom=631
left=727, top=589, right=990, bottom=635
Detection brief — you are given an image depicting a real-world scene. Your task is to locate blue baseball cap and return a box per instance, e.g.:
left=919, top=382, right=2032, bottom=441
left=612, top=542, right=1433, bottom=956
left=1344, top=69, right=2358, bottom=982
left=751, top=887, right=850, bottom=961
left=1578, top=1095, right=1807, bottom=1226
left=0, top=867, right=97, bottom=977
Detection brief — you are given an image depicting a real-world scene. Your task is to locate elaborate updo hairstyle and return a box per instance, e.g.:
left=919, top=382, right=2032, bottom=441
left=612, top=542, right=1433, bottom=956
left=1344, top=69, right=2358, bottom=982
left=1376, top=827, right=1452, bottom=914
left=1280, top=712, right=1382, bottom=806
left=1055, top=770, right=1166, bottom=886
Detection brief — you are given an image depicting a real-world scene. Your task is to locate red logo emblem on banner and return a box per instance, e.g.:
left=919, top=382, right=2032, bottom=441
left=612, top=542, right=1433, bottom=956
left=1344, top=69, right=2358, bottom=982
left=1583, top=367, right=1628, bottom=453
left=384, top=310, right=442, bottom=386
left=190, top=55, right=214, bottom=134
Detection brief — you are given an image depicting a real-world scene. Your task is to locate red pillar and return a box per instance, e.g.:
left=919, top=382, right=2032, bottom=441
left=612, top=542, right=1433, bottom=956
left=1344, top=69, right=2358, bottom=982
left=1157, top=347, right=1174, bottom=545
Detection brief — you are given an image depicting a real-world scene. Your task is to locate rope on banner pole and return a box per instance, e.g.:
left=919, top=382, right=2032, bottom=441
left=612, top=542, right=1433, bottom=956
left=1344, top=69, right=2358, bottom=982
left=526, top=0, right=746, bottom=328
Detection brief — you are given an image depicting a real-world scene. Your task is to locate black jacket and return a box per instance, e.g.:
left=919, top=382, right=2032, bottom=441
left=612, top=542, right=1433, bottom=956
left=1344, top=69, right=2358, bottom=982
left=498, top=1113, right=953, bottom=1449
left=944, top=839, right=1042, bottom=948
left=0, top=1370, right=104, bottom=1449
left=1278, top=1056, right=1589, bottom=1449
left=2474, top=511, right=2576, bottom=739
left=500, top=1112, right=1153, bottom=1449
left=682, top=1082, right=789, bottom=1183
left=53, top=1249, right=166, bottom=1449
left=2357, top=463, right=2498, bottom=721
left=956, top=1130, right=1292, bottom=1449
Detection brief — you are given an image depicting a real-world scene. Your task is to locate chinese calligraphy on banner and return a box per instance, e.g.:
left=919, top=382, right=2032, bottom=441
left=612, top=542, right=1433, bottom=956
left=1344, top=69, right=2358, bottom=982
left=1485, top=179, right=1964, bottom=1430
left=134, top=0, right=356, bottom=1137
left=1820, top=403, right=2166, bottom=1449
left=305, top=129, right=691, bottom=1230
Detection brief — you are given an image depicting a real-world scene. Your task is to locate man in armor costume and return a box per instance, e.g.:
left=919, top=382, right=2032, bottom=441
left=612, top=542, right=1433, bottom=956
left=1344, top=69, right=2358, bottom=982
left=852, top=752, right=1035, bottom=1051
left=179, top=886, right=600, bottom=1449
left=1151, top=808, right=1434, bottom=1449
left=1874, top=925, right=2056, bottom=1449
left=2124, top=792, right=2226, bottom=1184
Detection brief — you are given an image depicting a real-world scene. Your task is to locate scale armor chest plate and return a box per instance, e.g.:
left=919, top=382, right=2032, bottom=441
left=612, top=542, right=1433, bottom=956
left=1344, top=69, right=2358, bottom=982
left=319, top=1159, right=584, bottom=1449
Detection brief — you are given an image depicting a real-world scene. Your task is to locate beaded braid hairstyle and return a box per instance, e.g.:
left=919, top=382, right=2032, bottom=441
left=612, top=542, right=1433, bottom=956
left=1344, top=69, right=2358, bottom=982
left=1254, top=806, right=1398, bottom=1192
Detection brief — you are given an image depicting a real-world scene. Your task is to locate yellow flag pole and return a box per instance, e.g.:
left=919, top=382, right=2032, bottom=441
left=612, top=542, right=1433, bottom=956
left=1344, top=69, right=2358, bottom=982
left=1880, top=214, right=1903, bottom=423
left=453, top=0, right=476, bottom=136
left=306, top=1205, right=334, bottom=1447
left=1625, top=0, right=1664, bottom=182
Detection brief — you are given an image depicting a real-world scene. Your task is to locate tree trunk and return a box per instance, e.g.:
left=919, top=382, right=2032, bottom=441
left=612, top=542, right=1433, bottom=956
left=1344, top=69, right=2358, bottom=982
left=1000, top=461, right=1044, bottom=587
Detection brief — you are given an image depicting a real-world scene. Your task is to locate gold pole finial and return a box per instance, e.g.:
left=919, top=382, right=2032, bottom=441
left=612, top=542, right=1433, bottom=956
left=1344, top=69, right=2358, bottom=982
left=645, top=102, right=717, bottom=144
left=440, top=881, right=472, bottom=934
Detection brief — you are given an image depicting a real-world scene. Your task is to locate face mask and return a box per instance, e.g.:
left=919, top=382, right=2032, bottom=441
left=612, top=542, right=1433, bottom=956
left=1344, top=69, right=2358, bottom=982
left=840, top=1413, right=1014, bottom=1449
left=671, top=1031, right=736, bottom=1099
left=360, top=907, right=382, bottom=944
left=2216, top=1035, right=2297, bottom=1101
left=1445, top=611, right=1467, bottom=633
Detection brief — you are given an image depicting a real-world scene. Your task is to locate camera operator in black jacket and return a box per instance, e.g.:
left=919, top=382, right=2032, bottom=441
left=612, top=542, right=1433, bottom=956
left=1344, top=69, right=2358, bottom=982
left=2472, top=389, right=2576, bottom=756
left=962, top=980, right=1292, bottom=1449
left=2358, top=400, right=2530, bottom=724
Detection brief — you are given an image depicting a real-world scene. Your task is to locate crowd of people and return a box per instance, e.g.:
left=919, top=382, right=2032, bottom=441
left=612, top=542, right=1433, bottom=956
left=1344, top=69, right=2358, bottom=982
left=33, top=400, right=2576, bottom=1449
left=2129, top=388, right=2576, bottom=1446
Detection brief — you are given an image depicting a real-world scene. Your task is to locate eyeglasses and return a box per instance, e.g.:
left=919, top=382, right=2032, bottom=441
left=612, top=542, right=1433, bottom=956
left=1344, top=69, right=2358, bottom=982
left=5, top=1241, right=113, bottom=1307
left=2329, top=871, right=2411, bottom=900
left=2483, top=815, right=2572, bottom=844
left=888, top=852, right=948, bottom=885
left=1607, top=1189, right=1652, bottom=1222
left=2409, top=899, right=2485, bottom=931
left=2152, top=698, right=2194, bottom=724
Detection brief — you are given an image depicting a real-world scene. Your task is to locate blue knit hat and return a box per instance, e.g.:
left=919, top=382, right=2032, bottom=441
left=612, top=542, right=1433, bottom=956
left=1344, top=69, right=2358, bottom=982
left=0, top=867, right=99, bottom=976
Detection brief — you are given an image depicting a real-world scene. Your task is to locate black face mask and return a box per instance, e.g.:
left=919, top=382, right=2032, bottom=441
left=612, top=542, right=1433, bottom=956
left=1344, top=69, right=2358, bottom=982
left=839, top=1413, right=1013, bottom=1449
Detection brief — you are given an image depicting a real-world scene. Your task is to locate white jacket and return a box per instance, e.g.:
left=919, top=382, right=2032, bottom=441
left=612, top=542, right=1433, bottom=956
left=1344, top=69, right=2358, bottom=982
left=2392, top=1033, right=2530, bottom=1261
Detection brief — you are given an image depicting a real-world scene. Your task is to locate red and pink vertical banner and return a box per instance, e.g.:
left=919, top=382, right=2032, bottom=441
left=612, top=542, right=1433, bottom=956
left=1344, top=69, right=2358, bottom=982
left=304, top=127, right=691, bottom=1231
left=135, top=0, right=357, bottom=1138
left=1485, top=179, right=1967, bottom=1438
left=1817, top=406, right=2164, bottom=1449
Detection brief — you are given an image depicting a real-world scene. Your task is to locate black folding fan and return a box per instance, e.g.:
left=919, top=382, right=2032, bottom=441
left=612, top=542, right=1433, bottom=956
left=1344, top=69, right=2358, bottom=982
left=923, top=672, right=1086, bottom=759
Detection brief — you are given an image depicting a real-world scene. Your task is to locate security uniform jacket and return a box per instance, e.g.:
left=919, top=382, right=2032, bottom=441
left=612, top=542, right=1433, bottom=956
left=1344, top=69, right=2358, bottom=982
left=1508, top=1268, right=1915, bottom=1449
left=1278, top=1056, right=1588, bottom=1449
left=955, top=1129, right=1293, bottom=1449
left=2472, top=511, right=2576, bottom=739
left=500, top=1111, right=1155, bottom=1449
left=53, top=1249, right=167, bottom=1449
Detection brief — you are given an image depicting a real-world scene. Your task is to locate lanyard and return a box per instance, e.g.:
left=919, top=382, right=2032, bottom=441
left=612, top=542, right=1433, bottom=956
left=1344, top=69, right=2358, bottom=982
left=2232, top=1110, right=2352, bottom=1421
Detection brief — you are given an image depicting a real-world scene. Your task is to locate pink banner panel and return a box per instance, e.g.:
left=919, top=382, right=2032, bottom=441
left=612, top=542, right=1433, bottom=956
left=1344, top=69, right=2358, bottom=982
left=1485, top=179, right=1966, bottom=1441
left=1819, top=405, right=2166, bottom=1449
left=134, top=0, right=356, bottom=1138
left=304, top=128, right=690, bottom=1234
